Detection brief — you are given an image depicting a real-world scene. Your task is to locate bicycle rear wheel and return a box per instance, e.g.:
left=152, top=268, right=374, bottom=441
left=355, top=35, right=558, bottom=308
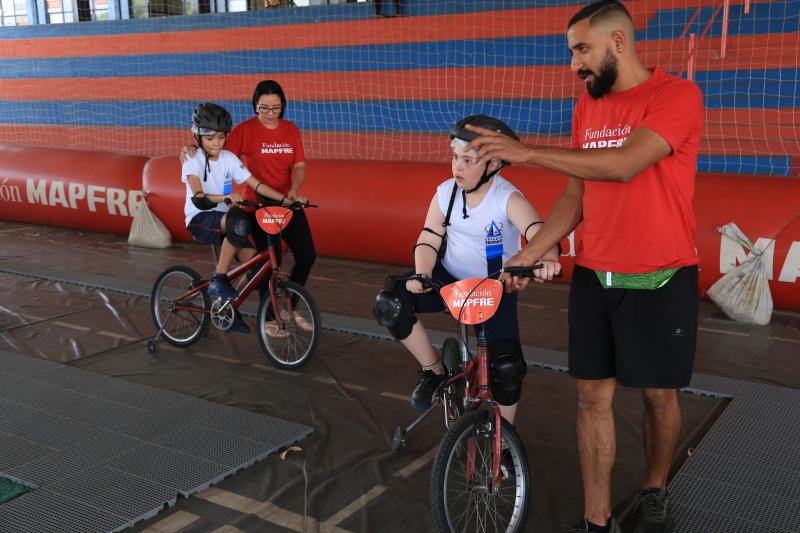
left=256, top=280, right=321, bottom=370
left=150, top=266, right=210, bottom=347
left=430, top=409, right=531, bottom=533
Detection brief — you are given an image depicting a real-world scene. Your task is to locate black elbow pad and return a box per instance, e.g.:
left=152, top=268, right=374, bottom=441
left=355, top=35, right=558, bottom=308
left=191, top=195, right=217, bottom=211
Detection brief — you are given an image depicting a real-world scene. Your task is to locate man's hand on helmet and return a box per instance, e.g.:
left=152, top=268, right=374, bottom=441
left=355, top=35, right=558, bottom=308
left=464, top=124, right=532, bottom=167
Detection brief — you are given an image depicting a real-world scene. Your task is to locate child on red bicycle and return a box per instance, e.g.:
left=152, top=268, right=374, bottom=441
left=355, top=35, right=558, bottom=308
left=374, top=115, right=561, bottom=423
left=182, top=103, right=286, bottom=331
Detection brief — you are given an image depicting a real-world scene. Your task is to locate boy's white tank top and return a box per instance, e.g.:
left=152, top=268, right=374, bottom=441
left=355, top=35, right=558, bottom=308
left=436, top=175, right=522, bottom=280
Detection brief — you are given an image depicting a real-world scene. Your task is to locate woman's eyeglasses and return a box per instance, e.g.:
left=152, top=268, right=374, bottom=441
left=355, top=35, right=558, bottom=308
left=257, top=105, right=283, bottom=114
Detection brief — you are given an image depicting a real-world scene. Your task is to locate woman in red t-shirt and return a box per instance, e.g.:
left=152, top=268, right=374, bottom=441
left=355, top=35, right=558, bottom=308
left=228, top=80, right=315, bottom=333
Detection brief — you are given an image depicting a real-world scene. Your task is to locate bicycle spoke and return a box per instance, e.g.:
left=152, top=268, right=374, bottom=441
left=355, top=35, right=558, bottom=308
left=258, top=282, right=318, bottom=369
left=152, top=267, right=208, bottom=347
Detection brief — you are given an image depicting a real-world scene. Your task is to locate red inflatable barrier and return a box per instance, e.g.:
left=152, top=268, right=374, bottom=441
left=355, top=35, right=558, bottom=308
left=0, top=144, right=147, bottom=235
left=141, top=156, right=193, bottom=242
left=142, top=157, right=800, bottom=309
left=693, top=173, right=800, bottom=310
left=2, top=147, right=799, bottom=310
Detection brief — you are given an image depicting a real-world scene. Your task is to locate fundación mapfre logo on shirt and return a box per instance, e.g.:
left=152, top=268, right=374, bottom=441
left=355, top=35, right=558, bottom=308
left=261, top=142, right=294, bottom=155
left=582, top=123, right=632, bottom=149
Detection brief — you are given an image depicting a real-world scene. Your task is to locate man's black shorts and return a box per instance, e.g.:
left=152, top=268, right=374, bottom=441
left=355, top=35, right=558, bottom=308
left=567, top=264, right=698, bottom=388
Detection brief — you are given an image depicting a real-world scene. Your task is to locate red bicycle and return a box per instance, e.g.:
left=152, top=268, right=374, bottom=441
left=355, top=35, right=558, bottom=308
left=390, top=266, right=541, bottom=533
left=148, top=200, right=321, bottom=370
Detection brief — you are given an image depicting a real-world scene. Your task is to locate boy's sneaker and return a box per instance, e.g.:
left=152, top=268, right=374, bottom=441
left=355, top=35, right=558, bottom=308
left=208, top=273, right=238, bottom=300
left=564, top=518, right=621, bottom=533
left=632, top=488, right=675, bottom=533
left=410, top=367, right=447, bottom=410
left=225, top=311, right=250, bottom=334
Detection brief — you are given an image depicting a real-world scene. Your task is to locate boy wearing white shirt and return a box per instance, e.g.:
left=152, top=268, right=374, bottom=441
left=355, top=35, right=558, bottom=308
left=374, top=115, right=561, bottom=420
left=183, top=103, right=285, bottom=331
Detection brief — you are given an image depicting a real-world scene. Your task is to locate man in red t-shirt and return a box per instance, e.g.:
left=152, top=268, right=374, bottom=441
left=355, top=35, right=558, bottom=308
left=466, top=1, right=703, bottom=532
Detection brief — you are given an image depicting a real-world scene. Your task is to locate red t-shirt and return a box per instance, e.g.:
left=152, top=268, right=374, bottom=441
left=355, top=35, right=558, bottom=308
left=572, top=67, right=704, bottom=273
left=225, top=117, right=306, bottom=200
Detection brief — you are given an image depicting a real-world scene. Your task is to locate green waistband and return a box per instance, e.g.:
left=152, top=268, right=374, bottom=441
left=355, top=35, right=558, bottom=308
left=594, top=268, right=679, bottom=290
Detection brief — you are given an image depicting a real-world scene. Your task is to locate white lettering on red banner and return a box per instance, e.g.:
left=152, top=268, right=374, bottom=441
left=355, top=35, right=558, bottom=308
left=720, top=235, right=800, bottom=284
left=20, top=178, right=142, bottom=217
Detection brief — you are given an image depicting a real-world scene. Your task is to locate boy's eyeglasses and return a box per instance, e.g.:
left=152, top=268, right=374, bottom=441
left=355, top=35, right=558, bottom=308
left=257, top=105, right=283, bottom=114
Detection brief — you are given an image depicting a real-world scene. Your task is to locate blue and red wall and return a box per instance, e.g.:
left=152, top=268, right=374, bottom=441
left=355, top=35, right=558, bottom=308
left=0, top=0, right=797, bottom=175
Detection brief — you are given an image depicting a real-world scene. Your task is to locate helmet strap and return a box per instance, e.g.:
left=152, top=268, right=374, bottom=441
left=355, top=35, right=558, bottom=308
left=463, top=161, right=504, bottom=194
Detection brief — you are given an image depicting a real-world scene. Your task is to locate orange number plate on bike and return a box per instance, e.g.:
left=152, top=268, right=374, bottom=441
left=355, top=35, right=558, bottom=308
left=440, top=278, right=503, bottom=325
left=256, top=207, right=293, bottom=235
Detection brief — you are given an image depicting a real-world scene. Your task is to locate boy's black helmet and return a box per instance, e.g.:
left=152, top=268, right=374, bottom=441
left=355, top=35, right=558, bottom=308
left=192, top=103, right=233, bottom=135
left=450, top=114, right=519, bottom=193
left=450, top=114, right=519, bottom=144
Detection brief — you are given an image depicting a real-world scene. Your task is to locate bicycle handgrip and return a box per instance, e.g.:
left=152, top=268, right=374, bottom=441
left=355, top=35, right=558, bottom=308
left=503, top=265, right=543, bottom=278
left=410, top=273, right=434, bottom=289
left=504, top=264, right=563, bottom=279
left=286, top=201, right=317, bottom=209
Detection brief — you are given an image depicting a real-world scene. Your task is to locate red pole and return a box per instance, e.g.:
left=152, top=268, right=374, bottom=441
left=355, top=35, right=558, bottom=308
left=744, top=0, right=751, bottom=14
left=688, top=33, right=697, bottom=82
left=721, top=0, right=730, bottom=59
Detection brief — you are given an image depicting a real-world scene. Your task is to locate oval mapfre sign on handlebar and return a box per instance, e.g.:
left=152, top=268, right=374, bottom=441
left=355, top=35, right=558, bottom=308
left=256, top=206, right=293, bottom=235
left=440, top=278, right=504, bottom=325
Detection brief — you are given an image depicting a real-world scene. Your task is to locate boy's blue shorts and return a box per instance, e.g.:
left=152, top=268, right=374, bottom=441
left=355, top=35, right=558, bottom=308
left=186, top=211, right=225, bottom=245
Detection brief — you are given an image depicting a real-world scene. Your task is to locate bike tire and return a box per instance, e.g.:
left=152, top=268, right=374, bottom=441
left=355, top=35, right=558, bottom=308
left=256, top=281, right=321, bottom=370
left=430, top=409, right=531, bottom=533
left=150, top=266, right=210, bottom=347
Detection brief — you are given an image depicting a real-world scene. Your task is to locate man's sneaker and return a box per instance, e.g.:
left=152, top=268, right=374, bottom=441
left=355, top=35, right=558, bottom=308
left=208, top=273, right=238, bottom=300
left=225, top=311, right=250, bottom=334
left=564, top=518, right=621, bottom=533
left=632, top=488, right=675, bottom=533
left=410, top=367, right=447, bottom=410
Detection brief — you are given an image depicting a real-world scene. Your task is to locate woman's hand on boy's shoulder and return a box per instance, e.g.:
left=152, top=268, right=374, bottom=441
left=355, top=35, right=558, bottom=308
left=179, top=144, right=198, bottom=163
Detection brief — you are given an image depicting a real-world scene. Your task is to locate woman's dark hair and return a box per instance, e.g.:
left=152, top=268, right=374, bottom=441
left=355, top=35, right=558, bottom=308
left=252, top=79, right=287, bottom=119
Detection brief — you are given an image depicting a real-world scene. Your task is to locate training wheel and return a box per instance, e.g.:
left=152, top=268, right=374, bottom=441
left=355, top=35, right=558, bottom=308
left=146, top=340, right=160, bottom=358
left=390, top=427, right=405, bottom=451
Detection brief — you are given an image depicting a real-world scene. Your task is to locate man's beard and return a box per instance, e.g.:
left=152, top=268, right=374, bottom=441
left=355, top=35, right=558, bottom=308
left=579, top=48, right=618, bottom=99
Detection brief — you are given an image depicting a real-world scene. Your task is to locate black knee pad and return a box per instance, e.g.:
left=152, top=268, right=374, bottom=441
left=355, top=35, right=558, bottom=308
left=373, top=276, right=416, bottom=340
left=489, top=339, right=527, bottom=406
left=225, top=207, right=251, bottom=248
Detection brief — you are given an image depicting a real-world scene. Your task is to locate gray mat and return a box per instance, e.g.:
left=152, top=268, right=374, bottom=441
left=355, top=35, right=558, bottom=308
left=0, top=349, right=312, bottom=532
left=4, top=263, right=800, bottom=532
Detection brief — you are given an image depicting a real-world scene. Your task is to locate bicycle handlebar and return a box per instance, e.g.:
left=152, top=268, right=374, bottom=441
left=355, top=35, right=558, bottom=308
left=502, top=265, right=542, bottom=278
left=398, top=263, right=557, bottom=290
left=224, top=198, right=317, bottom=209
left=503, top=264, right=563, bottom=279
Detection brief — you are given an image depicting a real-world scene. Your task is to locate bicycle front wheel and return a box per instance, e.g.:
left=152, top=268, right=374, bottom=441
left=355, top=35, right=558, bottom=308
left=150, top=266, right=210, bottom=347
left=430, top=409, right=531, bottom=533
left=256, top=281, right=321, bottom=370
